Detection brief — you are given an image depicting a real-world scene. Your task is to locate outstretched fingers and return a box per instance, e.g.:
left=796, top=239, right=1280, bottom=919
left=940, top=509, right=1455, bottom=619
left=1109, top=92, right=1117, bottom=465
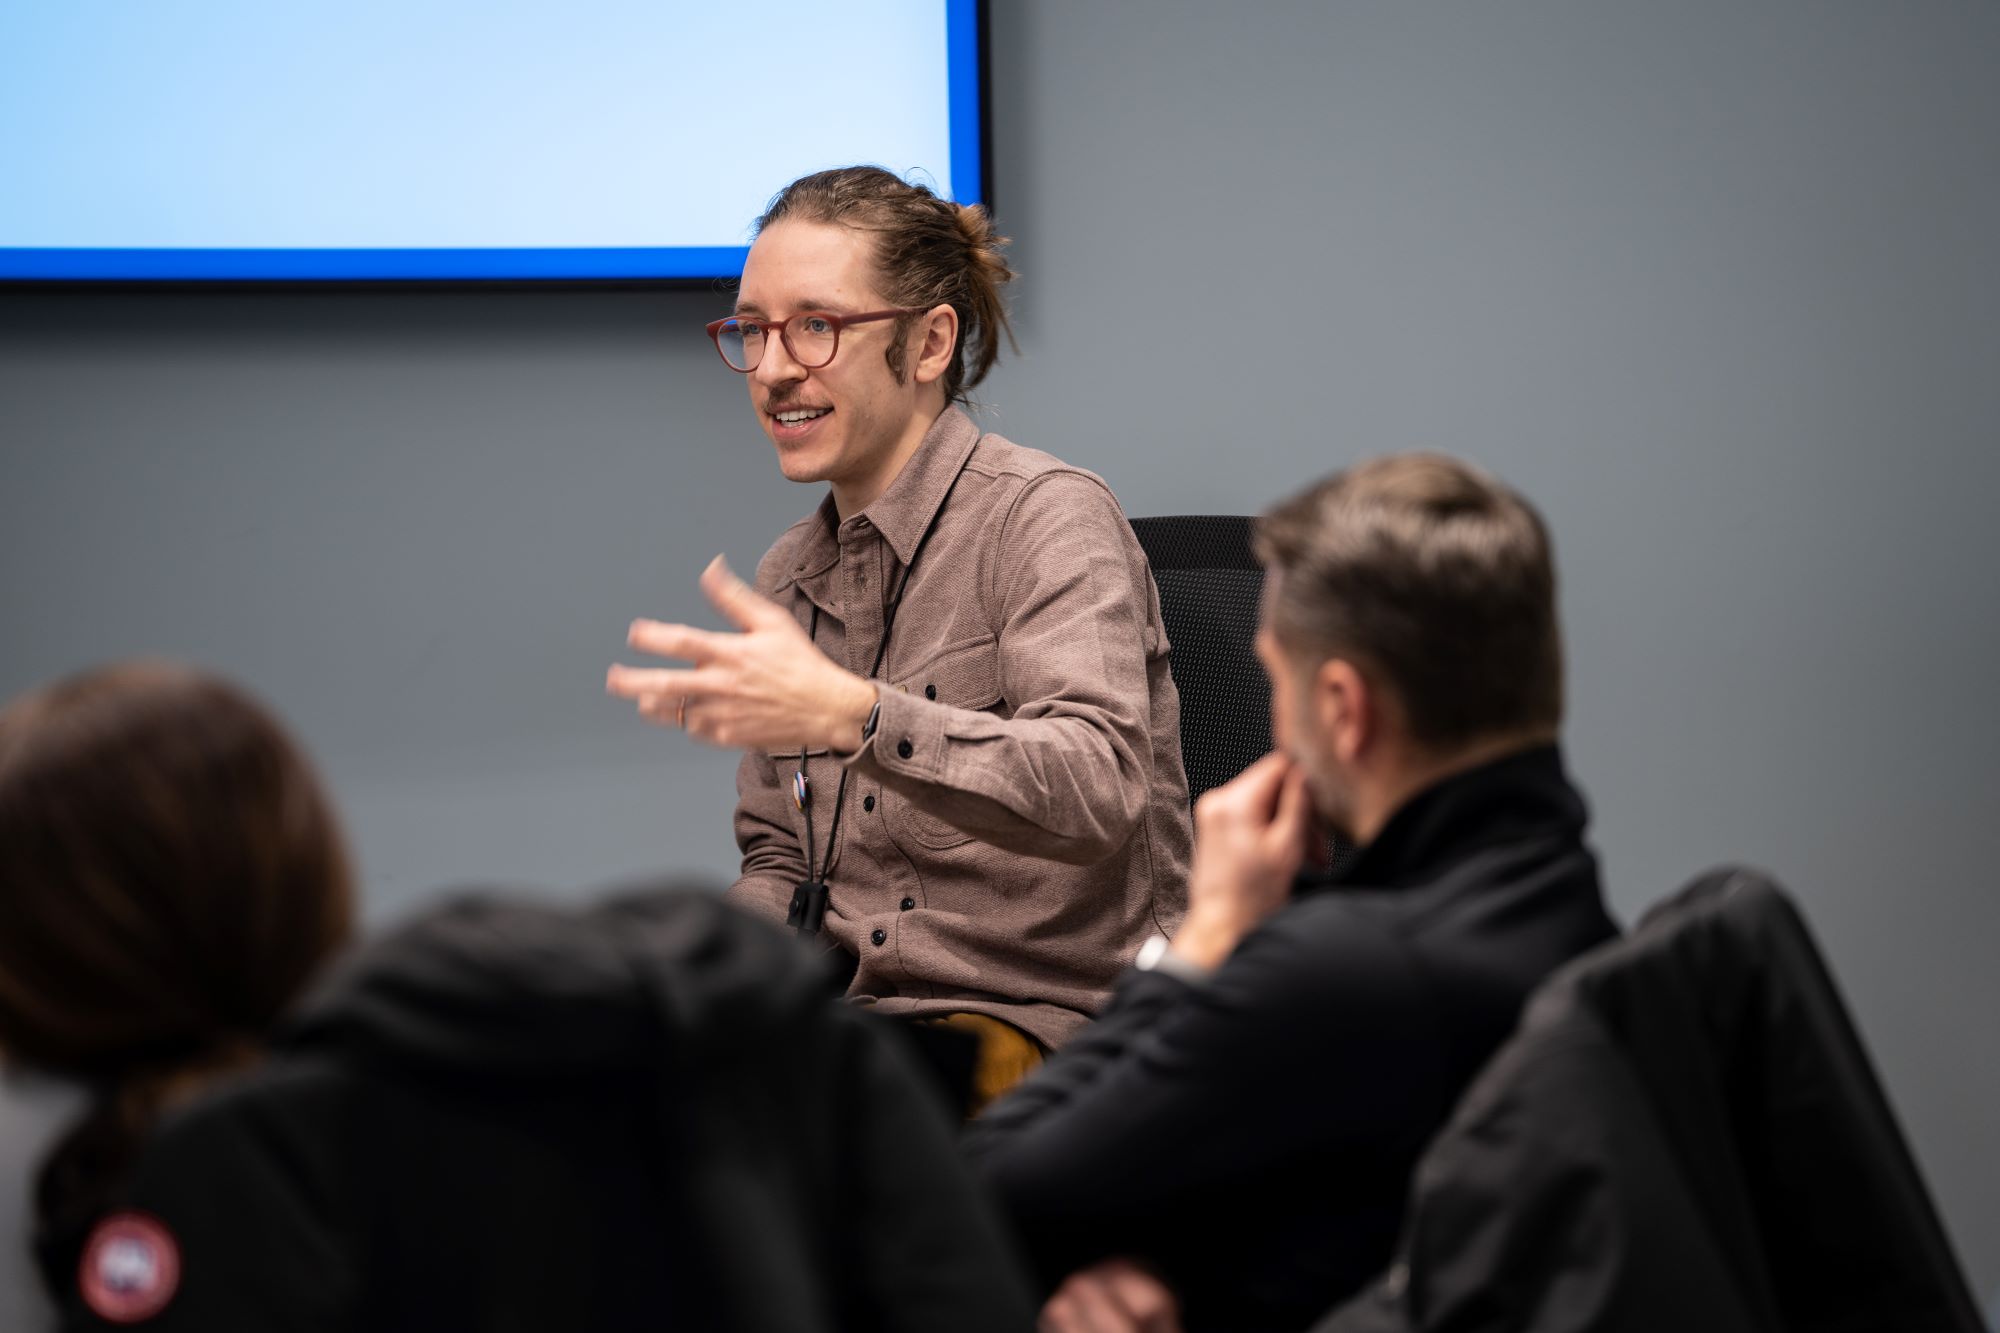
left=604, top=664, right=728, bottom=702
left=626, top=618, right=731, bottom=664
left=700, top=555, right=790, bottom=633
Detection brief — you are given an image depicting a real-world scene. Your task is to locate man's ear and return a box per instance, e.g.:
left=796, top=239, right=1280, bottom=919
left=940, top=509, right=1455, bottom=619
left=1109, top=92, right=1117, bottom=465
left=910, top=304, right=959, bottom=386
left=1313, top=658, right=1372, bottom=765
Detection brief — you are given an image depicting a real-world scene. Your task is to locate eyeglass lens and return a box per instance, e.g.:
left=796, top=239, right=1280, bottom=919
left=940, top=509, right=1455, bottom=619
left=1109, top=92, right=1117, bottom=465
left=716, top=314, right=839, bottom=372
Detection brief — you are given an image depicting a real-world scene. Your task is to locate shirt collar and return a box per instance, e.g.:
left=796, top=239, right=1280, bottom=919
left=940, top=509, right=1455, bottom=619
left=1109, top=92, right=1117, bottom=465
left=781, top=495, right=842, bottom=590
left=774, top=406, right=981, bottom=597
left=856, top=404, right=981, bottom=566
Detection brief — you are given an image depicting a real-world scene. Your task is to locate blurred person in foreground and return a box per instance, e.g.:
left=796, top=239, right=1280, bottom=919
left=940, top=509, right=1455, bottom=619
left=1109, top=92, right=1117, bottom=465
left=965, top=454, right=1621, bottom=1331
left=0, top=662, right=1032, bottom=1331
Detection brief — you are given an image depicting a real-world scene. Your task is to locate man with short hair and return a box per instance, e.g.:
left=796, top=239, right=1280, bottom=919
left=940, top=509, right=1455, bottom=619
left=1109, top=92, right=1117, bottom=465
left=607, top=168, right=1191, bottom=1105
left=965, top=454, right=1620, bottom=1330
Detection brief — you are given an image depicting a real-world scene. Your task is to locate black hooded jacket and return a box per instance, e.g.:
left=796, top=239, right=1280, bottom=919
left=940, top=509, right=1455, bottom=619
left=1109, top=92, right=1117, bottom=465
left=50, top=886, right=1036, bottom=1331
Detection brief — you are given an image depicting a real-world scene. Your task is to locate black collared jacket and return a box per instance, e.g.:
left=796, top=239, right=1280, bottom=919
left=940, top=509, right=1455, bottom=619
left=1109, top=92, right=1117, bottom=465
left=1316, top=868, right=1984, bottom=1333
left=964, top=745, right=1619, bottom=1331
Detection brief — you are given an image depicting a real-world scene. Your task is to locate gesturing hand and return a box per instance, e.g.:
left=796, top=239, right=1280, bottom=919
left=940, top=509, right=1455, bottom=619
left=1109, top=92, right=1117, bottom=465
left=606, top=556, right=878, bottom=753
left=1170, top=752, right=1318, bottom=971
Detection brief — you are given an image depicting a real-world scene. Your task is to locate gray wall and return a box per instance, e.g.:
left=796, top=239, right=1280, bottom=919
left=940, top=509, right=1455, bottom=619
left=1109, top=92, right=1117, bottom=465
left=4, top=0, right=1996, bottom=1311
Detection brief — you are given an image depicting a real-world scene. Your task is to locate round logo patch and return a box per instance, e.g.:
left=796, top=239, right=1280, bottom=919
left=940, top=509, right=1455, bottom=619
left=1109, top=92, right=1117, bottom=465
left=79, top=1211, right=181, bottom=1324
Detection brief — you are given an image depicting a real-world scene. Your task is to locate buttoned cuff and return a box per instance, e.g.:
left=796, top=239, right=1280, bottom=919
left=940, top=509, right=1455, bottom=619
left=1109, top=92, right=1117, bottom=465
left=846, top=684, right=949, bottom=782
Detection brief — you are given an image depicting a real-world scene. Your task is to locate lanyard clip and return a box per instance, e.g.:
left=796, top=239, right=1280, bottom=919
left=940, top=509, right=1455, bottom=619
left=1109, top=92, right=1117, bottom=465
left=787, top=880, right=829, bottom=936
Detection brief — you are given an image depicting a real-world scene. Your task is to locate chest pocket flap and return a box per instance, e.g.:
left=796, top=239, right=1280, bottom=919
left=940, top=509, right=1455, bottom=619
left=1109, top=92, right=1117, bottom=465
left=893, top=636, right=1003, bottom=713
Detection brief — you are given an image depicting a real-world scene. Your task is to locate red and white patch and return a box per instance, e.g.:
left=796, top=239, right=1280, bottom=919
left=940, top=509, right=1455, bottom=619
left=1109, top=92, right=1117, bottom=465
left=79, top=1211, right=181, bottom=1324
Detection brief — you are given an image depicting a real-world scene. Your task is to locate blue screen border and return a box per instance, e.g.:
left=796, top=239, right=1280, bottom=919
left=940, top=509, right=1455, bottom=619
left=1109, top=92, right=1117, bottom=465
left=0, top=0, right=988, bottom=285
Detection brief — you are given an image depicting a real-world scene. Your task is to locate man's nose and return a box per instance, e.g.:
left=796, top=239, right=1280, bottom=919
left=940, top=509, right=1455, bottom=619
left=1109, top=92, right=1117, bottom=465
left=752, top=330, right=808, bottom=386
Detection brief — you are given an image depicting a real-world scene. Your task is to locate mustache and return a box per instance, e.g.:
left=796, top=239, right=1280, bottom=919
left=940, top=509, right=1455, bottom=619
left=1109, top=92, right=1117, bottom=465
left=763, top=391, right=832, bottom=413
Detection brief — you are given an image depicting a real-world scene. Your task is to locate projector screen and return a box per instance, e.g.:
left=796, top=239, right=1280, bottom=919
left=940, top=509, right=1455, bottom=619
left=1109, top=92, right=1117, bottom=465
left=0, top=0, right=984, bottom=282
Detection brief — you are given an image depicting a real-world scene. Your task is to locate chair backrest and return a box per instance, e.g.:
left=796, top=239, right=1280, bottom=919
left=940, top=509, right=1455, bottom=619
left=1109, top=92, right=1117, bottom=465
left=1130, top=515, right=1350, bottom=870
left=1129, top=515, right=1268, bottom=807
left=1317, top=866, right=1984, bottom=1333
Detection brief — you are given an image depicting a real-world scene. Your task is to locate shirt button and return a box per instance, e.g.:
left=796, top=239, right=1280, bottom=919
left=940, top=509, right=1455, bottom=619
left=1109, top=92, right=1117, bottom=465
left=924, top=684, right=937, bottom=700
left=863, top=794, right=876, bottom=812
left=900, top=897, right=915, bottom=911
left=896, top=739, right=913, bottom=759
left=870, top=928, right=887, bottom=946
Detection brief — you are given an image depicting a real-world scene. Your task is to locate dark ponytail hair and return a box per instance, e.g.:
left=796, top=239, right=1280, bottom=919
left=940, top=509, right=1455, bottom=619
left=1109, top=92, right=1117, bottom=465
left=0, top=662, right=354, bottom=1269
left=757, top=165, right=1018, bottom=405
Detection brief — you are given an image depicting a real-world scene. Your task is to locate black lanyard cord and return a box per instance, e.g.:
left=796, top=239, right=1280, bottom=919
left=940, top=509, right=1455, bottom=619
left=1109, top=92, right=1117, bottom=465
left=789, top=484, right=956, bottom=937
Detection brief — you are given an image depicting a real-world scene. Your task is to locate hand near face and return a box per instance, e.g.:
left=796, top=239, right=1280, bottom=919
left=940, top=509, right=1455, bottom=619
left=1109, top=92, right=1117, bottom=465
left=1171, top=752, right=1318, bottom=971
left=606, top=556, right=878, bottom=753
left=1039, top=1258, right=1183, bottom=1333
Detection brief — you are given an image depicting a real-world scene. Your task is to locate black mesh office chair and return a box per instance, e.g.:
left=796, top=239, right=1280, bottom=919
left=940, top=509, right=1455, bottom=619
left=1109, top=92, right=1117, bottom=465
left=1130, top=515, right=1351, bottom=870
left=1317, top=867, right=1984, bottom=1332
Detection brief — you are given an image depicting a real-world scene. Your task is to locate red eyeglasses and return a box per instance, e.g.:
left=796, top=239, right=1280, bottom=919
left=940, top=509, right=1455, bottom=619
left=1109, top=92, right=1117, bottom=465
left=704, top=307, right=926, bottom=372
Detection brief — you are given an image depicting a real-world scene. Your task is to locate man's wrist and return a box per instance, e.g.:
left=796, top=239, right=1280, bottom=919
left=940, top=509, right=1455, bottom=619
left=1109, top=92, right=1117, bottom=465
left=1135, top=934, right=1215, bottom=985
left=1169, top=906, right=1255, bottom=972
left=827, top=677, right=879, bottom=754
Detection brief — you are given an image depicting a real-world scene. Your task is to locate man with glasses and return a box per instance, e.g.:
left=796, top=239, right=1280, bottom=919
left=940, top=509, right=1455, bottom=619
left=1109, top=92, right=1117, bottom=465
left=607, top=168, right=1192, bottom=1108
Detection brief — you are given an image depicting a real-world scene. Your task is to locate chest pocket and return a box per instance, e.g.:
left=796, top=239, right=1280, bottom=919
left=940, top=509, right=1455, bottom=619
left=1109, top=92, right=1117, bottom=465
left=760, top=745, right=847, bottom=875
left=887, top=638, right=1004, bottom=851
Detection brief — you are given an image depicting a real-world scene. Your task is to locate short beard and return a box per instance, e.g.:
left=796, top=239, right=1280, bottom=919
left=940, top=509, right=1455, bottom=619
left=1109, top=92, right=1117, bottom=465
left=1302, top=763, right=1358, bottom=847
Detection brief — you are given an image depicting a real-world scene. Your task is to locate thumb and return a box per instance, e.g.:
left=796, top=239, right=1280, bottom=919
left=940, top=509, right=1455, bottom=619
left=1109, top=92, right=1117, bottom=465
left=700, top=555, right=784, bottom=631
left=1266, top=767, right=1313, bottom=863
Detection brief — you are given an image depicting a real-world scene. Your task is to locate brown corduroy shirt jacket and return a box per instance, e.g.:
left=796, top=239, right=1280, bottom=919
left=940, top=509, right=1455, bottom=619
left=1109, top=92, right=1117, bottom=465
left=729, top=407, right=1192, bottom=1049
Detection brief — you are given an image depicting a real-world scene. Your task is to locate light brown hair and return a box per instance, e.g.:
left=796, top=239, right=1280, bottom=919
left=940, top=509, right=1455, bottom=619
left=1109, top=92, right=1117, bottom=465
left=756, top=165, right=1016, bottom=404
left=1253, top=453, right=1564, bottom=751
left=0, top=662, right=354, bottom=1241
